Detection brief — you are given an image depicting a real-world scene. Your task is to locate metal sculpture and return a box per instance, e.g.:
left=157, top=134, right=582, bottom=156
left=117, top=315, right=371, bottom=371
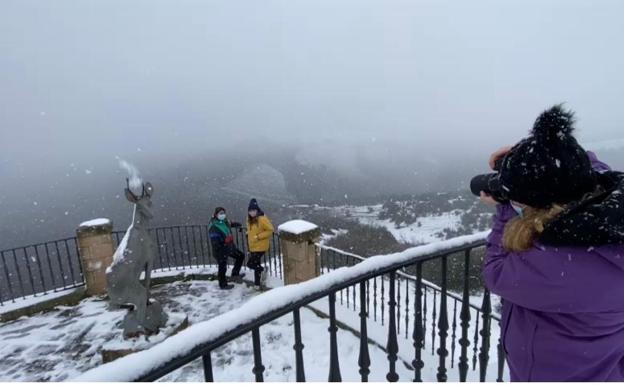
left=107, top=179, right=167, bottom=337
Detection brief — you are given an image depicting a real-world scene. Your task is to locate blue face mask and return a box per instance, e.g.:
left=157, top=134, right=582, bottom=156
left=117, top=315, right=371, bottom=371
left=217, top=213, right=226, bottom=221
left=511, top=203, right=524, bottom=217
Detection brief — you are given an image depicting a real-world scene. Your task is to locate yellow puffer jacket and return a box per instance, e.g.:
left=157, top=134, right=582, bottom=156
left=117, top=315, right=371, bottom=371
left=246, top=215, right=274, bottom=252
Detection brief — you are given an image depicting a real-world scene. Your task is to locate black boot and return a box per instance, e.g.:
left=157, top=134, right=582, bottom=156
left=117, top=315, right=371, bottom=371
left=217, top=258, right=229, bottom=288
left=230, top=272, right=246, bottom=283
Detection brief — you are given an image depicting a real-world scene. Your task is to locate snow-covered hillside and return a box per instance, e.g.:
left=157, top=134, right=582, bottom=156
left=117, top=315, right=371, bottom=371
left=305, top=191, right=492, bottom=246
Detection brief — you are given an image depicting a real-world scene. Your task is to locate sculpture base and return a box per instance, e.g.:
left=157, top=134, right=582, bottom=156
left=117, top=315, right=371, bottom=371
left=122, top=300, right=168, bottom=338
left=101, top=312, right=188, bottom=363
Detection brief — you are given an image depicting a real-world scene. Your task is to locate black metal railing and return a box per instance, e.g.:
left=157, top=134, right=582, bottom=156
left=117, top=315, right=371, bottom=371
left=75, top=234, right=503, bottom=382
left=0, top=237, right=84, bottom=306
left=112, top=225, right=283, bottom=279
left=1, top=225, right=282, bottom=308
left=317, top=244, right=505, bottom=382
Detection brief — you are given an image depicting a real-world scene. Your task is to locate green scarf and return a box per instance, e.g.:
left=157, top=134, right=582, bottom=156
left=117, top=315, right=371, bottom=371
left=212, top=219, right=231, bottom=236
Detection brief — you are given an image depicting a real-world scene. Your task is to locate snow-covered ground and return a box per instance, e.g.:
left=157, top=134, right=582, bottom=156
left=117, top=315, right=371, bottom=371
left=0, top=278, right=417, bottom=382
left=159, top=305, right=416, bottom=382
left=0, top=280, right=261, bottom=381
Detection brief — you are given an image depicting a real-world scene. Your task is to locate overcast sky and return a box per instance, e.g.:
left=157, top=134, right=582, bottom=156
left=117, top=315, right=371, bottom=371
left=1, top=0, right=624, bottom=183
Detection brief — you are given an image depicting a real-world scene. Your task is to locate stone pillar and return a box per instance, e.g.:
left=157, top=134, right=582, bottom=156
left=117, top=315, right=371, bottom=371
left=278, top=220, right=321, bottom=285
left=76, top=218, right=115, bottom=296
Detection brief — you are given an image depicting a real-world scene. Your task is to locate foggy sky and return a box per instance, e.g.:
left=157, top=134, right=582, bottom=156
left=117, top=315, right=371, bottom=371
left=2, top=0, right=624, bottom=188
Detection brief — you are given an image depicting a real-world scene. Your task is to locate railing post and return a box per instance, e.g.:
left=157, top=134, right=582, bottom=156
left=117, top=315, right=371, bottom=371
left=373, top=276, right=378, bottom=322
left=202, top=351, right=214, bottom=382
left=458, top=250, right=472, bottom=382
left=479, top=289, right=492, bottom=382
left=358, top=281, right=371, bottom=382
left=20, top=248, right=35, bottom=294
left=155, top=229, right=165, bottom=270
left=451, top=299, right=458, bottom=369
left=412, top=262, right=424, bottom=382
left=386, top=271, right=399, bottom=382
left=437, top=256, right=449, bottom=382
left=1, top=251, right=16, bottom=302
left=76, top=218, right=114, bottom=296
left=252, top=327, right=265, bottom=382
left=278, top=220, right=321, bottom=285
left=293, top=308, right=306, bottom=382
left=33, top=245, right=48, bottom=294
left=328, top=292, right=342, bottom=382
left=9, top=249, right=27, bottom=299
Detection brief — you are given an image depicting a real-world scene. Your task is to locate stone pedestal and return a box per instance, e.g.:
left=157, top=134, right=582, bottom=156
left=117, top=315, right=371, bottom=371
left=76, top=218, right=114, bottom=296
left=278, top=220, right=321, bottom=285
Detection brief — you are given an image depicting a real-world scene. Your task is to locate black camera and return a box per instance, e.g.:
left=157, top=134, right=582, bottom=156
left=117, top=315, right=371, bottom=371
left=470, top=157, right=509, bottom=203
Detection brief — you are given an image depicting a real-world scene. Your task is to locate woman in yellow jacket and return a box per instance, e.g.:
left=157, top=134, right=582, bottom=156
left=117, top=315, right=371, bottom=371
left=246, top=198, right=274, bottom=286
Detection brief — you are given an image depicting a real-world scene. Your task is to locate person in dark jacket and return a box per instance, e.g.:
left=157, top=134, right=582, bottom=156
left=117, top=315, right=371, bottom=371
left=208, top=207, right=245, bottom=290
left=245, top=199, right=274, bottom=287
left=480, top=104, right=624, bottom=381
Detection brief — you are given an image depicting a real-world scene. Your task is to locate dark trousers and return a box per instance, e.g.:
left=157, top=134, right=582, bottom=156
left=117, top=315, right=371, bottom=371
left=247, top=251, right=265, bottom=285
left=217, top=247, right=245, bottom=287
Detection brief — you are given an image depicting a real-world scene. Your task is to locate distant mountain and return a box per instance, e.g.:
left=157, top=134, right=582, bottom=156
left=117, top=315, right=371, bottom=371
left=223, top=164, right=295, bottom=204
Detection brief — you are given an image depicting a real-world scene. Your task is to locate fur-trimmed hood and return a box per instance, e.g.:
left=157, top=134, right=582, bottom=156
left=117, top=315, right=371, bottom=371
left=539, top=170, right=624, bottom=246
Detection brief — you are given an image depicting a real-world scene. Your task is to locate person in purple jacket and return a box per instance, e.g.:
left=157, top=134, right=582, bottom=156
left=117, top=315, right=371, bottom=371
left=479, top=104, right=624, bottom=381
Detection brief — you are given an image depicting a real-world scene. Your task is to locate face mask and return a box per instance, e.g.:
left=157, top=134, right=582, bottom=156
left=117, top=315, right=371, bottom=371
left=249, top=210, right=257, bottom=217
left=511, top=203, right=524, bottom=217
left=217, top=213, right=226, bottom=221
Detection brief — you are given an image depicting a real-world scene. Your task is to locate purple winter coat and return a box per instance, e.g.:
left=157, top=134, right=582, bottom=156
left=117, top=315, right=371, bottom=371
left=483, top=154, right=624, bottom=381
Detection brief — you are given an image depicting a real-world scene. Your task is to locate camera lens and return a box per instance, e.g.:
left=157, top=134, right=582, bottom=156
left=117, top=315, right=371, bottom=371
left=470, top=173, right=508, bottom=203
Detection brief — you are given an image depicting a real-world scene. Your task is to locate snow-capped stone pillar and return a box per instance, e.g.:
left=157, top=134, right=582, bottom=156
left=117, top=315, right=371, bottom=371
left=76, top=218, right=115, bottom=296
left=278, top=220, right=322, bottom=285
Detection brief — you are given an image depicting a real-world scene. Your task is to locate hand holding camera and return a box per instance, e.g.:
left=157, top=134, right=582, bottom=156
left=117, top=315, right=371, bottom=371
left=489, top=146, right=512, bottom=170
left=471, top=145, right=512, bottom=205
